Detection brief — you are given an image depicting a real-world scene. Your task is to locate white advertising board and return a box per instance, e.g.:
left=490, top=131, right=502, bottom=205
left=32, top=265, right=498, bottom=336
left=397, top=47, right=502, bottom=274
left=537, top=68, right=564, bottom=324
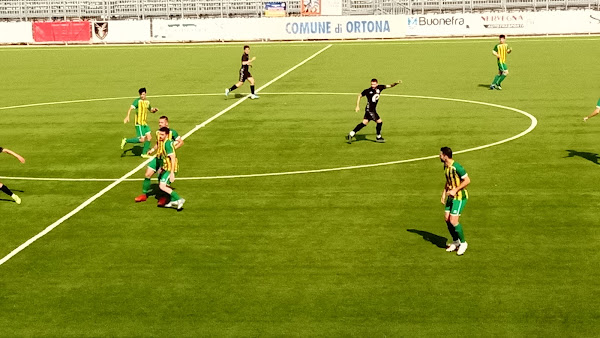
left=152, top=15, right=406, bottom=42
left=91, top=20, right=150, bottom=43
left=406, top=10, right=600, bottom=37
left=0, top=22, right=33, bottom=43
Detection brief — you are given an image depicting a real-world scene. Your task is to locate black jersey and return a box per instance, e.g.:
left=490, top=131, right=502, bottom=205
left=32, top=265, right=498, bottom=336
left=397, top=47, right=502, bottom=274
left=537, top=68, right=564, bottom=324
left=361, top=85, right=386, bottom=112
left=241, top=53, right=249, bottom=72
left=0, top=147, right=3, bottom=153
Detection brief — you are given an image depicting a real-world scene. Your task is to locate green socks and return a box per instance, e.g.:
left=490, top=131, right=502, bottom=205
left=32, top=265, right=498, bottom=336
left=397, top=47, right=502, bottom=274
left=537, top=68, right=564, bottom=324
left=126, top=137, right=139, bottom=144
left=446, top=221, right=459, bottom=241
left=454, top=223, right=466, bottom=242
left=142, top=178, right=151, bottom=194
left=497, top=74, right=506, bottom=85
left=171, top=191, right=181, bottom=201
left=142, top=141, right=150, bottom=154
left=492, top=75, right=500, bottom=85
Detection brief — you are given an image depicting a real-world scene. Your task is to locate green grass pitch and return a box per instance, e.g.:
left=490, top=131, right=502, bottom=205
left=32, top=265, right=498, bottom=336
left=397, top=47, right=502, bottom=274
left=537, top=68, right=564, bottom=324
left=0, top=37, right=599, bottom=336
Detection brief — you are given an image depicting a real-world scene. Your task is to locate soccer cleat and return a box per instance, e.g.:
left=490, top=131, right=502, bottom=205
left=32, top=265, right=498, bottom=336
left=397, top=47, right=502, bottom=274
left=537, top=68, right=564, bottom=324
left=134, top=194, right=147, bottom=202
left=446, top=241, right=460, bottom=252
left=141, top=154, right=152, bottom=159
left=250, top=94, right=260, bottom=99
left=157, top=196, right=169, bottom=207
left=165, top=200, right=177, bottom=208
left=376, top=136, right=386, bottom=143
left=177, top=198, right=186, bottom=210
left=225, top=88, right=230, bottom=97
left=345, top=134, right=353, bottom=143
left=489, top=84, right=496, bottom=90
left=12, top=194, right=21, bottom=205
left=120, top=138, right=127, bottom=150
left=457, top=242, right=468, bottom=256
left=495, top=85, right=502, bottom=90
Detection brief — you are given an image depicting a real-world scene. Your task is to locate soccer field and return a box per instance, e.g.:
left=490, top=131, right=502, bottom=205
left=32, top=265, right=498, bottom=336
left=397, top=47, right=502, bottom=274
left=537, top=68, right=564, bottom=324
left=1, top=37, right=599, bottom=336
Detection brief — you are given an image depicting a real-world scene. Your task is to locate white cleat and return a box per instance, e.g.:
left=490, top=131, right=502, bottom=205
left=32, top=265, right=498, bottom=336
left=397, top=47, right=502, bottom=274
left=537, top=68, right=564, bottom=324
left=12, top=194, right=21, bottom=205
left=177, top=198, right=186, bottom=210
left=250, top=94, right=260, bottom=100
left=225, top=88, right=230, bottom=97
left=165, top=200, right=177, bottom=208
left=446, top=241, right=460, bottom=252
left=456, top=242, right=468, bottom=256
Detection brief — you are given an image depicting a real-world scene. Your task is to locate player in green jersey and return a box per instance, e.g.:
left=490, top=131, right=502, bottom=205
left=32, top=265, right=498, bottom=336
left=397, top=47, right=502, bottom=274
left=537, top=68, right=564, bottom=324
left=490, top=35, right=512, bottom=90
left=0, top=147, right=25, bottom=204
left=583, top=98, right=600, bottom=122
left=135, top=116, right=184, bottom=205
left=440, top=147, right=470, bottom=256
left=152, top=127, right=185, bottom=210
left=121, top=88, right=159, bottom=158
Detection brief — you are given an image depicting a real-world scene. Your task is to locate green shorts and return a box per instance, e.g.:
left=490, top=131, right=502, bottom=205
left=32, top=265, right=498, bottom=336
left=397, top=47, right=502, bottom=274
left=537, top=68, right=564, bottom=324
left=147, top=158, right=163, bottom=172
left=159, top=170, right=176, bottom=185
left=135, top=124, right=151, bottom=138
left=445, top=197, right=467, bottom=216
left=497, top=62, right=508, bottom=72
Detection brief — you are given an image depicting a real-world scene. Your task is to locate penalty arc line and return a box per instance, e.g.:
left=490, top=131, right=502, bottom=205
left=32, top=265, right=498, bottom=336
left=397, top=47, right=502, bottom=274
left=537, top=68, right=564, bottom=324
left=0, top=44, right=333, bottom=267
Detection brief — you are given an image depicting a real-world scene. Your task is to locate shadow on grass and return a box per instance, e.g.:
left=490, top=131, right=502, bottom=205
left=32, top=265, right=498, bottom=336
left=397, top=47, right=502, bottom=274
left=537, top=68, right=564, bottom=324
left=121, top=145, right=143, bottom=157
left=407, top=229, right=447, bottom=249
left=478, top=84, right=493, bottom=89
left=347, top=134, right=379, bottom=144
left=565, top=150, right=600, bottom=165
left=0, top=198, right=14, bottom=203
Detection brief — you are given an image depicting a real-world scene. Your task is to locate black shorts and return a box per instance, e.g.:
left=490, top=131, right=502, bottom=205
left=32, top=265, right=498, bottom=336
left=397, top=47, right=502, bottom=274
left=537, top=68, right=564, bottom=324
left=363, top=108, right=380, bottom=121
left=239, top=68, right=252, bottom=82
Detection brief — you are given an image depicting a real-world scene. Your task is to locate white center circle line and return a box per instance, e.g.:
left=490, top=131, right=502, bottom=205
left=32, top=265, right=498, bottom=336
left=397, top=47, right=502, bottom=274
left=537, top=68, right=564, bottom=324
left=0, top=92, right=537, bottom=182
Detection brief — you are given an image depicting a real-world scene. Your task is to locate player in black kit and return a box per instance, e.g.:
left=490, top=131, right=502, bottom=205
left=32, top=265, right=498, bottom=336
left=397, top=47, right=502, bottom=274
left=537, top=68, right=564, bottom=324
left=225, top=45, right=259, bottom=100
left=346, top=78, right=401, bottom=143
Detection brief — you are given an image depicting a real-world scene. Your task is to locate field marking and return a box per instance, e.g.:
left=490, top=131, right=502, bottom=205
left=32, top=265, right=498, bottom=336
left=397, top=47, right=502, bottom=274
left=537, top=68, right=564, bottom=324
left=0, top=92, right=537, bottom=182
left=0, top=44, right=332, bottom=267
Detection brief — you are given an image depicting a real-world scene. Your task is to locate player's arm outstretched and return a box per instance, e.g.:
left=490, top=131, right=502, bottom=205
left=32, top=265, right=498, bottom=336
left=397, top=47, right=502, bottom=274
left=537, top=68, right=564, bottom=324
left=584, top=107, right=600, bottom=122
left=243, top=57, right=256, bottom=66
left=2, top=148, right=25, bottom=163
left=386, top=80, right=402, bottom=89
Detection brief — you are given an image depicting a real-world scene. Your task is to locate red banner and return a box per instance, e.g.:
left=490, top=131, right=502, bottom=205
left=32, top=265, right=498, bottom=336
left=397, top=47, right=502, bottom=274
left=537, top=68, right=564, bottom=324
left=33, top=21, right=91, bottom=42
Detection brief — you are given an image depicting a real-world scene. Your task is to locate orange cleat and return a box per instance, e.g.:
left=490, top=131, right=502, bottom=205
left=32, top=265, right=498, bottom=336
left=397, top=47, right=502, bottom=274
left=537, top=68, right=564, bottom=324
left=157, top=196, right=169, bottom=207
left=135, top=194, right=148, bottom=202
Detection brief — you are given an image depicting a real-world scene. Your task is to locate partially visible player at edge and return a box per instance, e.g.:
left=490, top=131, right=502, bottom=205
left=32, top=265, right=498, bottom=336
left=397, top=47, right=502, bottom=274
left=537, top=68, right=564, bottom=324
left=121, top=87, right=159, bottom=158
left=346, top=78, right=401, bottom=143
left=440, top=146, right=470, bottom=256
left=0, top=147, right=25, bottom=204
left=135, top=116, right=184, bottom=206
left=225, top=45, right=259, bottom=100
left=490, top=34, right=512, bottom=90
left=149, top=127, right=185, bottom=210
left=583, top=98, right=600, bottom=122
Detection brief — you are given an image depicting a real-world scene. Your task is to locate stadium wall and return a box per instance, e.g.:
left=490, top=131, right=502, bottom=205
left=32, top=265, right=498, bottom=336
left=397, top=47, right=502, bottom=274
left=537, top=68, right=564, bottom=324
left=0, top=11, right=599, bottom=44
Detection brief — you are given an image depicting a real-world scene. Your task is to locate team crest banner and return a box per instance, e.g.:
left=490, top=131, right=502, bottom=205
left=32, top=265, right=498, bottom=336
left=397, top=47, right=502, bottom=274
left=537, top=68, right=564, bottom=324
left=94, top=22, right=108, bottom=40
left=301, top=0, right=321, bottom=16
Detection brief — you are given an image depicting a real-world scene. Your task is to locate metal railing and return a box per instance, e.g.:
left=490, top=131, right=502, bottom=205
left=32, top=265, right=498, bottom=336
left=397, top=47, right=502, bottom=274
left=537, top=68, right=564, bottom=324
left=0, top=0, right=598, bottom=20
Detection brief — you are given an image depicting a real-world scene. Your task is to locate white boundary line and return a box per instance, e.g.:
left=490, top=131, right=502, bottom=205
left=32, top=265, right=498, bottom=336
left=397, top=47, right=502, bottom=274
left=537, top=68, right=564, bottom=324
left=0, top=92, right=537, bottom=182
left=0, top=44, right=332, bottom=267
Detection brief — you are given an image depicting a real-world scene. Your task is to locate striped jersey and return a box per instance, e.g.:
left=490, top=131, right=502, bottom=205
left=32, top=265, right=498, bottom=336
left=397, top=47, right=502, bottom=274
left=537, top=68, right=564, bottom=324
left=493, top=43, right=510, bottom=63
left=444, top=160, right=469, bottom=200
left=131, top=98, right=153, bottom=125
left=157, top=138, right=178, bottom=173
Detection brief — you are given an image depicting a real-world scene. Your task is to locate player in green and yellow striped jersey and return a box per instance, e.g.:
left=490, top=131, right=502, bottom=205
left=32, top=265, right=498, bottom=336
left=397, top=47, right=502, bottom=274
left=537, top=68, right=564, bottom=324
left=490, top=35, right=512, bottom=90
left=153, top=127, right=185, bottom=210
left=121, top=88, right=159, bottom=158
left=440, top=147, right=471, bottom=256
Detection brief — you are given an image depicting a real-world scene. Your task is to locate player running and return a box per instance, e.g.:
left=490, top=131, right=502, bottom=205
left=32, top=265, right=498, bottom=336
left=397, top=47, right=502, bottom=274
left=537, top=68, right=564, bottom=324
left=346, top=78, right=401, bottom=143
left=135, top=116, right=184, bottom=206
left=148, top=127, right=185, bottom=210
left=0, top=147, right=25, bottom=204
left=583, top=98, right=600, bottom=122
left=121, top=87, right=159, bottom=158
left=440, top=147, right=470, bottom=256
left=225, top=45, right=259, bottom=100
left=489, top=35, right=512, bottom=90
